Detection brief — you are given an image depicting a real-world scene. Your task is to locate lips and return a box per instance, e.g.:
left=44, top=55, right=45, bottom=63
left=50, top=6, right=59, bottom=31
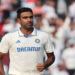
left=27, top=22, right=33, bottom=26
left=28, top=22, right=33, bottom=26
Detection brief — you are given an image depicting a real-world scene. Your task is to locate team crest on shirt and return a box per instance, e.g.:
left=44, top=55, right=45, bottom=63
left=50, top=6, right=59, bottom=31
left=35, top=39, right=40, bottom=43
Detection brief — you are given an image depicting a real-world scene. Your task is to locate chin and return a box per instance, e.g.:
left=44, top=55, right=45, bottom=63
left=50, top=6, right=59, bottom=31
left=25, top=26, right=33, bottom=29
left=28, top=26, right=33, bottom=29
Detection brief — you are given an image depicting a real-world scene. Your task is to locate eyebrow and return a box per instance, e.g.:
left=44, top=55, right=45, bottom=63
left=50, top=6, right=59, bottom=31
left=22, top=16, right=33, bottom=19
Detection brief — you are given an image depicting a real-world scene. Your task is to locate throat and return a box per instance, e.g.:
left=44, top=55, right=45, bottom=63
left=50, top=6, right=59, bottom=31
left=20, top=27, right=33, bottom=36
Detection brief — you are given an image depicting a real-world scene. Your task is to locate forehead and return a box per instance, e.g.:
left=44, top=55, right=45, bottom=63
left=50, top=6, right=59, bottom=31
left=20, top=12, right=33, bottom=17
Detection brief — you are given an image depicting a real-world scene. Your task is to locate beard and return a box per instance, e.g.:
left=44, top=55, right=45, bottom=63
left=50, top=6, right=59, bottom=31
left=22, top=22, right=33, bottom=30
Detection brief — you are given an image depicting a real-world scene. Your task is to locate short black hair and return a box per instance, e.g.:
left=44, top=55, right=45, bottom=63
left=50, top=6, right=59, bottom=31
left=17, top=7, right=33, bottom=18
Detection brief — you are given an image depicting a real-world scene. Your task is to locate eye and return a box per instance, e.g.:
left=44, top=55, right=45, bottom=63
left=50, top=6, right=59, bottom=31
left=30, top=16, right=33, bottom=18
left=22, top=16, right=33, bottom=19
left=23, top=17, right=28, bottom=19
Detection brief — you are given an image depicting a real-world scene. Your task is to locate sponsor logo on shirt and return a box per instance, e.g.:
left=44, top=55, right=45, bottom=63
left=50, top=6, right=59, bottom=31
left=17, top=47, right=40, bottom=52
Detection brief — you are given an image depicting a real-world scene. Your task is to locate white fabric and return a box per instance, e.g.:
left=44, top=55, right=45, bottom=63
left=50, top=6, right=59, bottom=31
left=62, top=48, right=75, bottom=69
left=3, top=64, right=9, bottom=75
left=55, top=17, right=71, bottom=50
left=42, top=5, right=56, bottom=20
left=69, top=2, right=75, bottom=17
left=65, top=26, right=75, bottom=40
left=0, top=28, right=54, bottom=74
left=51, top=67, right=69, bottom=75
left=42, top=5, right=55, bottom=15
left=57, top=0, right=67, bottom=14
left=56, top=17, right=71, bottom=39
left=41, top=18, right=55, bottom=33
left=8, top=70, right=48, bottom=75
left=3, top=23, right=15, bottom=33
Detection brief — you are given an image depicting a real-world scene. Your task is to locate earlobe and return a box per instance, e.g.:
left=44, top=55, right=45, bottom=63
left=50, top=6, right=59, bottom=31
left=17, top=19, right=21, bottom=24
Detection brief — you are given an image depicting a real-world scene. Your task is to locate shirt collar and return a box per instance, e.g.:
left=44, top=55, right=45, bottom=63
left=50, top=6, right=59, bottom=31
left=18, top=28, right=37, bottom=37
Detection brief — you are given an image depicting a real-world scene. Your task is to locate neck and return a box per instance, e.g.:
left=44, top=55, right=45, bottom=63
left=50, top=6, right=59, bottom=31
left=20, top=27, right=34, bottom=36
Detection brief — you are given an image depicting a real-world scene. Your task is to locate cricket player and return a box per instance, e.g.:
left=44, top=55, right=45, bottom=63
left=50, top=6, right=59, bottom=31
left=0, top=7, right=55, bottom=75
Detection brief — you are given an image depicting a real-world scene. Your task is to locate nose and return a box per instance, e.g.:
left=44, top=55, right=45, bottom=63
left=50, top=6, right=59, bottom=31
left=27, top=17, right=33, bottom=22
left=28, top=17, right=31, bottom=21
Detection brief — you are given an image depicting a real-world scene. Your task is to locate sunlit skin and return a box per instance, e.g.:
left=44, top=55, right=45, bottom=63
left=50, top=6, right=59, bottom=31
left=18, top=11, right=45, bottom=72
left=18, top=12, right=55, bottom=72
left=18, top=12, right=34, bottom=36
left=0, top=10, right=55, bottom=75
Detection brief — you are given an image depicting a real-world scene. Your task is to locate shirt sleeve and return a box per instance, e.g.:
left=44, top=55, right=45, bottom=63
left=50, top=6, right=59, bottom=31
left=44, top=34, right=54, bottom=53
left=0, top=34, right=10, bottom=53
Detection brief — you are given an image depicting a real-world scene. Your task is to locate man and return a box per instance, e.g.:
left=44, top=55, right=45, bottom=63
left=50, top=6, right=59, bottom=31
left=0, top=7, right=55, bottom=75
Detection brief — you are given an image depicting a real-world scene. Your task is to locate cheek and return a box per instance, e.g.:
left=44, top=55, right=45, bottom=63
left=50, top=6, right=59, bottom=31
left=21, top=20, right=27, bottom=24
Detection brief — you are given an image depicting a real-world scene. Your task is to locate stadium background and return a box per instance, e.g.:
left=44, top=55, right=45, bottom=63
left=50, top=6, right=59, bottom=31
left=0, top=0, right=75, bottom=75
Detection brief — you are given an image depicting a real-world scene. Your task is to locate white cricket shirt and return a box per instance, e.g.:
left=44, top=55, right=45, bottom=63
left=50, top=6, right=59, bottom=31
left=0, top=28, right=54, bottom=74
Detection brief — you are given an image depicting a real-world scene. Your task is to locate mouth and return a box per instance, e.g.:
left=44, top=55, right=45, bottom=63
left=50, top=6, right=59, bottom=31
left=28, top=23, right=33, bottom=26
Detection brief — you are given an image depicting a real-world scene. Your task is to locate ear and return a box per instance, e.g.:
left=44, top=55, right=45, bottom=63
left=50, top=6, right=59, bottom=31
left=17, top=18, right=21, bottom=24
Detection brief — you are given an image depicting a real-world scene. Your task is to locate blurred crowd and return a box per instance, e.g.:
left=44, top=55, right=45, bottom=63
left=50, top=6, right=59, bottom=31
left=0, top=0, right=75, bottom=75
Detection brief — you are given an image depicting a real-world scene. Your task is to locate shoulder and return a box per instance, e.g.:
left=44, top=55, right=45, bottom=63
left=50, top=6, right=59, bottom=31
left=36, top=29, right=53, bottom=42
left=7, top=30, right=18, bottom=35
left=2, top=30, right=18, bottom=39
left=8, top=30, right=18, bottom=34
left=36, top=29, right=50, bottom=37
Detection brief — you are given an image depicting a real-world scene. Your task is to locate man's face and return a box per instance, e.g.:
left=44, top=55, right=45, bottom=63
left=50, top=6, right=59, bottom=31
left=19, top=12, right=33, bottom=29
